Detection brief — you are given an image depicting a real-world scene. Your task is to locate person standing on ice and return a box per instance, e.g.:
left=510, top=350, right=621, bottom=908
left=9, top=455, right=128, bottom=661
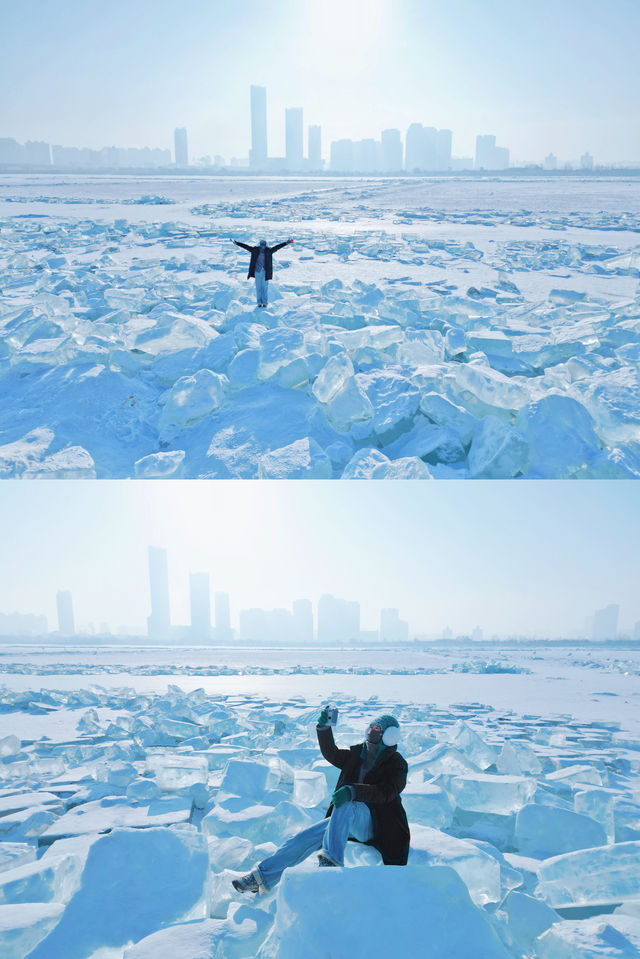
left=232, top=711, right=410, bottom=894
left=231, top=236, right=293, bottom=308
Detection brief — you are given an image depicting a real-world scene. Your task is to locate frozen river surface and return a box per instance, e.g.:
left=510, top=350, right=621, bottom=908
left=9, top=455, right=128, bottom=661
left=1, top=174, right=639, bottom=479
left=1, top=643, right=640, bottom=957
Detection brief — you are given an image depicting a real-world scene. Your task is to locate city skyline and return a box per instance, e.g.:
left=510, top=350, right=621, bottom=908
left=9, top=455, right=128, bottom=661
left=1, top=0, right=638, bottom=165
left=0, top=482, right=639, bottom=639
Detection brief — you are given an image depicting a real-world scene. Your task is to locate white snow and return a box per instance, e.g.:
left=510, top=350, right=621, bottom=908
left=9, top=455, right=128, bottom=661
left=0, top=642, right=638, bottom=956
left=1, top=174, right=639, bottom=479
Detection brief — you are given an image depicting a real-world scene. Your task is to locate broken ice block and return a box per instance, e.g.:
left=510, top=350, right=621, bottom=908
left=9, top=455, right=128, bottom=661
left=537, top=914, right=640, bottom=959
left=312, top=354, right=354, bottom=404
left=341, top=449, right=432, bottom=479
left=0, top=843, right=36, bottom=875
left=445, top=773, right=535, bottom=815
left=27, top=825, right=210, bottom=959
left=258, top=438, right=332, bottom=480
left=159, top=369, right=228, bottom=432
left=468, top=416, right=528, bottom=478
left=409, top=824, right=501, bottom=904
left=495, top=890, right=557, bottom=956
left=123, top=909, right=272, bottom=959
left=537, top=841, right=640, bottom=908
left=575, top=788, right=617, bottom=844
left=514, top=803, right=607, bottom=859
left=293, top=771, right=328, bottom=809
left=515, top=394, right=601, bottom=478
left=400, top=783, right=454, bottom=829
left=134, top=450, right=185, bottom=479
left=258, top=328, right=304, bottom=381
left=324, top=377, right=374, bottom=433
left=410, top=743, right=482, bottom=779
left=147, top=754, right=209, bottom=792
left=219, top=760, right=272, bottom=799
left=0, top=902, right=65, bottom=959
left=447, top=721, right=500, bottom=770
left=259, top=865, right=511, bottom=958
left=356, top=370, right=420, bottom=438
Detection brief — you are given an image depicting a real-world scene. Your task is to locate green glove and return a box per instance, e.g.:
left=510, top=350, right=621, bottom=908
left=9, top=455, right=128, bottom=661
left=332, top=786, right=352, bottom=808
left=317, top=706, right=330, bottom=727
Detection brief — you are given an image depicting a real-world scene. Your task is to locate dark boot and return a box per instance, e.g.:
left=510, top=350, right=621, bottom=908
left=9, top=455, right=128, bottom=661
left=232, top=871, right=260, bottom=893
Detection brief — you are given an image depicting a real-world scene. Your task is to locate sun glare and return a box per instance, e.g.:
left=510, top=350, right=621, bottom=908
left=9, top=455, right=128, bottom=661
left=307, top=0, right=387, bottom=74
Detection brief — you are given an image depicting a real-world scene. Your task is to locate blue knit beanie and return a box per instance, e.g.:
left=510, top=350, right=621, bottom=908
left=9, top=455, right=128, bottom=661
left=371, top=714, right=400, bottom=746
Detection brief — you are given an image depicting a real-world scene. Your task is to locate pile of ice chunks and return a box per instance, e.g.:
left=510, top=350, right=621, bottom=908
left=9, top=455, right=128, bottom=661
left=0, top=683, right=640, bottom=957
left=1, top=204, right=639, bottom=480
left=0, top=660, right=532, bottom=677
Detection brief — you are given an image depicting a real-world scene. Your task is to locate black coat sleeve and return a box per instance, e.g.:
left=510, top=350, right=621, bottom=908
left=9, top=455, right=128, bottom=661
left=234, top=241, right=254, bottom=252
left=269, top=240, right=290, bottom=254
left=351, top=755, right=408, bottom=805
left=316, top=726, right=352, bottom=770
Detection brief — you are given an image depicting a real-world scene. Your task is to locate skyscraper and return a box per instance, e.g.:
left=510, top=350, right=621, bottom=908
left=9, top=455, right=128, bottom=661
left=379, top=608, right=409, bottom=644
left=592, top=603, right=619, bottom=640
left=250, top=85, right=268, bottom=169
left=147, top=546, right=171, bottom=639
left=317, top=594, right=360, bottom=643
left=475, top=135, right=509, bottom=171
left=56, top=590, right=75, bottom=636
left=405, top=124, right=425, bottom=171
left=215, top=591, right=232, bottom=642
left=174, top=128, right=188, bottom=167
left=285, top=108, right=303, bottom=171
left=308, top=125, right=322, bottom=170
left=354, top=139, right=379, bottom=173
left=189, top=572, right=211, bottom=639
left=475, top=135, right=496, bottom=170
left=330, top=139, right=354, bottom=172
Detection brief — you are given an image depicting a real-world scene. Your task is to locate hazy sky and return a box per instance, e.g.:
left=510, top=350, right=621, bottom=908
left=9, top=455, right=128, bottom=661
left=2, top=0, right=639, bottom=164
left=0, top=481, right=638, bottom=637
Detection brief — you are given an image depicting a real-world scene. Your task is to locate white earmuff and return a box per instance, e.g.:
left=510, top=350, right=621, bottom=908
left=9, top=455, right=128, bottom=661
left=382, top=726, right=400, bottom=747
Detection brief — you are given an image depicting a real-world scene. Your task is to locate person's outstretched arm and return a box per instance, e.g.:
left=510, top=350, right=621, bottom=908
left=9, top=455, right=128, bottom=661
left=232, top=240, right=253, bottom=252
left=316, top=722, right=351, bottom=770
left=269, top=238, right=294, bottom=254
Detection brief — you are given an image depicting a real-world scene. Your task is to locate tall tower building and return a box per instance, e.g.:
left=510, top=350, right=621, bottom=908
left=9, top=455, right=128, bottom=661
left=379, top=608, right=409, bottom=644
left=215, top=592, right=232, bottom=642
left=592, top=603, right=619, bottom=640
left=317, top=595, right=360, bottom=643
left=285, top=108, right=303, bottom=171
left=174, top=127, right=188, bottom=167
left=147, top=546, right=171, bottom=639
left=189, top=572, right=211, bottom=640
left=308, top=125, right=322, bottom=170
left=250, top=85, right=268, bottom=169
left=405, top=123, right=425, bottom=171
left=56, top=590, right=75, bottom=636
left=476, top=134, right=497, bottom=170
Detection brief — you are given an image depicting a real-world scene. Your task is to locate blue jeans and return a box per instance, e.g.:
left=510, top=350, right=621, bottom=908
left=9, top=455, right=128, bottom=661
left=256, top=801, right=373, bottom=891
left=255, top=269, right=268, bottom=305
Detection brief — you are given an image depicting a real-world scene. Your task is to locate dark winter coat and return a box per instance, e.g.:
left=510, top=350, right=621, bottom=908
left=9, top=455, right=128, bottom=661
left=233, top=240, right=290, bottom=280
left=317, top=725, right=410, bottom=866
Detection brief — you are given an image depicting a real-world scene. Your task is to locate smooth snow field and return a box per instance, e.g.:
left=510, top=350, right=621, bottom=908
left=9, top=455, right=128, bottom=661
left=1, top=174, right=639, bottom=479
left=1, top=644, right=640, bottom=958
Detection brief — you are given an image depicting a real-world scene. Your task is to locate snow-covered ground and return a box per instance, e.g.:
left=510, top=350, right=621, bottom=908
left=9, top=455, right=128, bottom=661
left=1, top=643, right=640, bottom=957
left=1, top=174, right=639, bottom=478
